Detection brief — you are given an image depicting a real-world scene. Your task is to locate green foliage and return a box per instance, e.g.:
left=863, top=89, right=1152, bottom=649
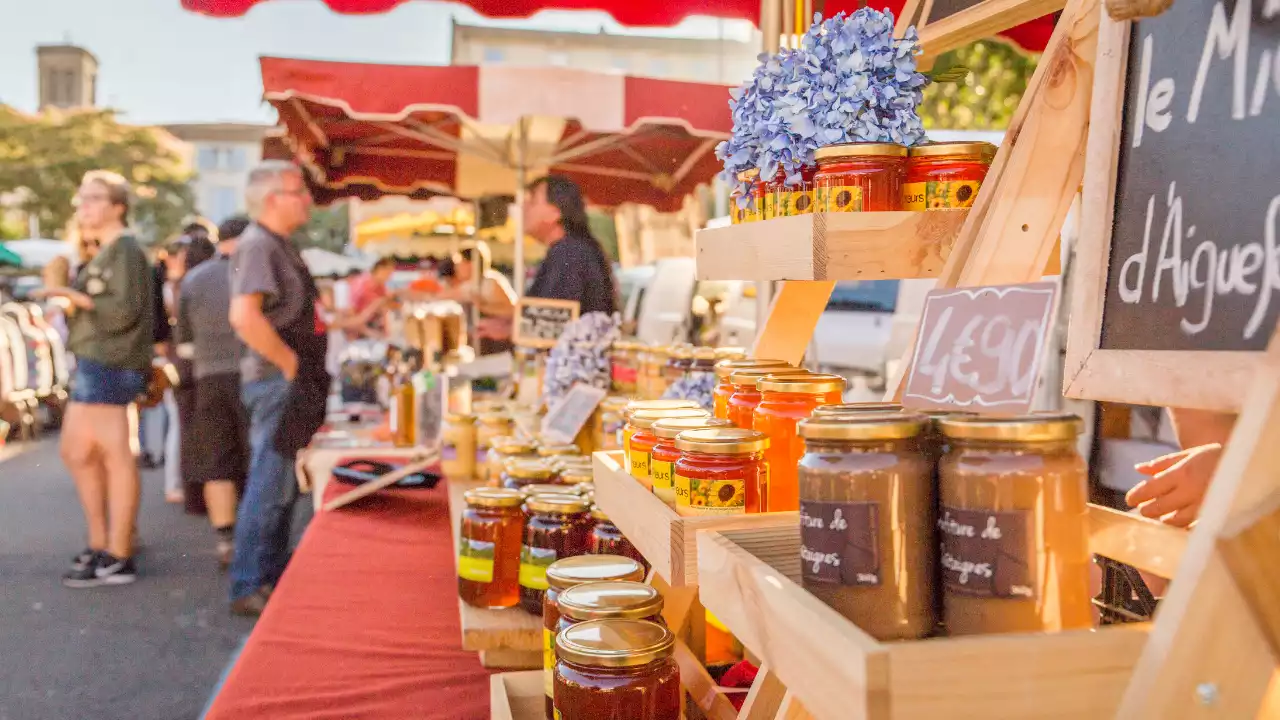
left=919, top=41, right=1038, bottom=131
left=0, top=106, right=194, bottom=243
left=297, top=202, right=350, bottom=252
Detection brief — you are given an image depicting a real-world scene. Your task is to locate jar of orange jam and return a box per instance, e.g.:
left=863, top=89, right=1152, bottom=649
left=620, top=399, right=701, bottom=475
left=626, top=407, right=710, bottom=490
left=649, top=416, right=733, bottom=507
left=556, top=581, right=665, bottom=635
left=813, top=142, right=908, bottom=212
left=673, top=427, right=769, bottom=516
left=458, top=488, right=525, bottom=610
left=726, top=368, right=812, bottom=430
left=712, top=359, right=790, bottom=419
left=905, top=141, right=996, bottom=210
left=753, top=373, right=848, bottom=512
left=554, top=619, right=681, bottom=720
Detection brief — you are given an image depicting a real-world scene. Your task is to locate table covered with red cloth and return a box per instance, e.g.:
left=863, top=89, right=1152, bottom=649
left=205, top=480, right=490, bottom=720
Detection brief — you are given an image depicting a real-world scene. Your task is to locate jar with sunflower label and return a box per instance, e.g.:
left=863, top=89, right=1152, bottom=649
left=905, top=141, right=996, bottom=210
left=731, top=170, right=761, bottom=224
left=650, top=416, right=733, bottom=508
left=813, top=142, right=908, bottom=212
left=673, top=427, right=769, bottom=516
left=712, top=359, right=791, bottom=419
left=626, top=407, right=710, bottom=490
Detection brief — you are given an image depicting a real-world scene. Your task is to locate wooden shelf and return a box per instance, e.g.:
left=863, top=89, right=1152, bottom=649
left=489, top=671, right=543, bottom=720
left=694, top=210, right=969, bottom=281
left=694, top=506, right=1174, bottom=720
left=591, top=451, right=798, bottom=586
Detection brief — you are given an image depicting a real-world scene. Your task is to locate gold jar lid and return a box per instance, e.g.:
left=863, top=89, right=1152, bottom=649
left=558, top=581, right=664, bottom=622
left=464, top=488, right=524, bottom=509
left=526, top=494, right=592, bottom=515
left=556, top=619, right=675, bottom=668
left=652, top=416, right=733, bottom=441
left=908, top=141, right=997, bottom=160
left=692, top=347, right=718, bottom=362
left=445, top=412, right=476, bottom=424
left=645, top=346, right=671, bottom=359
left=505, top=460, right=556, bottom=481
left=814, top=142, right=908, bottom=161
left=538, top=444, right=581, bottom=458
left=714, top=346, right=747, bottom=361
left=546, top=555, right=646, bottom=591
left=674, top=427, right=769, bottom=455
left=477, top=412, right=513, bottom=427
left=757, top=373, right=846, bottom=394
left=622, top=399, right=700, bottom=420
left=521, top=483, right=581, bottom=498
left=628, top=407, right=710, bottom=430
left=715, top=359, right=791, bottom=381
left=813, top=402, right=903, bottom=416
left=553, top=457, right=593, bottom=471
left=728, top=367, right=809, bottom=386
left=560, top=467, right=594, bottom=484
left=798, top=412, right=927, bottom=441
left=491, top=436, right=537, bottom=454
left=668, top=345, right=694, bottom=361
left=602, top=396, right=630, bottom=412
left=938, top=413, right=1084, bottom=442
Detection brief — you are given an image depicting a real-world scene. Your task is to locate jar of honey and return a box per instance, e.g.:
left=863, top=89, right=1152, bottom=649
left=726, top=368, right=811, bottom=430
left=458, top=488, right=525, bottom=610
left=589, top=506, right=647, bottom=569
left=476, top=412, right=513, bottom=452
left=485, top=435, right=536, bottom=486
left=442, top=413, right=477, bottom=479
left=553, top=619, right=681, bottom=720
left=663, top=345, right=694, bottom=386
left=812, top=402, right=903, bottom=417
left=798, top=413, right=936, bottom=640
left=712, top=359, right=791, bottom=419
left=502, top=458, right=556, bottom=492
left=813, top=142, right=908, bottom=212
left=753, top=373, right=847, bottom=512
left=556, top=581, right=664, bottom=634
left=520, top=495, right=595, bottom=615
left=649, top=416, right=733, bottom=507
left=543, top=556, right=646, bottom=715
left=610, top=341, right=637, bottom=396
left=673, top=427, right=769, bottom=516
left=732, top=170, right=761, bottom=224
left=620, top=399, right=701, bottom=473
left=626, top=407, right=710, bottom=490
left=597, top=396, right=628, bottom=451
left=937, top=414, right=1091, bottom=636
left=521, top=485, right=585, bottom=501
left=538, top=443, right=582, bottom=461
left=640, top=347, right=670, bottom=399
left=905, top=141, right=996, bottom=210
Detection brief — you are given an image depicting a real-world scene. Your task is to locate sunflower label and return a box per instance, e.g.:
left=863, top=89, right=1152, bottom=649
left=815, top=185, right=864, bottom=213
left=904, top=180, right=981, bottom=210
left=518, top=545, right=556, bottom=590
left=651, top=457, right=676, bottom=504
left=788, top=190, right=816, bottom=215
left=681, top=475, right=746, bottom=516
left=457, top=539, right=495, bottom=584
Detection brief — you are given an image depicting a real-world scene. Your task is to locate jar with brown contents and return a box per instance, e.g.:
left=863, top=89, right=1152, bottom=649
left=521, top=496, right=595, bottom=615
left=798, top=413, right=936, bottom=640
left=488, top=436, right=538, bottom=486
left=556, top=581, right=664, bottom=635
left=502, top=459, right=557, bottom=491
left=543, top=556, right=646, bottom=717
left=589, top=506, right=647, bottom=569
left=554, top=619, right=681, bottom=720
left=937, top=414, right=1091, bottom=636
left=458, top=488, right=525, bottom=610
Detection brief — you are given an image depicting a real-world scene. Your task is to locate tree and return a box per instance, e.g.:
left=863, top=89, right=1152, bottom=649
left=297, top=202, right=350, bottom=253
left=920, top=40, right=1038, bottom=131
left=0, top=106, right=195, bottom=244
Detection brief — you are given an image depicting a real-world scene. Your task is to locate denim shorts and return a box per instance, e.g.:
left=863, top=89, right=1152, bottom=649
left=70, top=358, right=149, bottom=406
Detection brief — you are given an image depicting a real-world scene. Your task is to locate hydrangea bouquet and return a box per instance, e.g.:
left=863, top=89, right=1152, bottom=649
left=715, top=8, right=931, bottom=205
left=541, top=312, right=621, bottom=406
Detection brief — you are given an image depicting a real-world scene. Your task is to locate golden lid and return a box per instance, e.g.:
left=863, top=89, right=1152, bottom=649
left=477, top=412, right=513, bottom=427
left=798, top=412, right=927, bottom=441
left=505, top=460, right=556, bottom=481
left=622, top=399, right=700, bottom=420
left=668, top=345, right=694, bottom=360
left=545, top=555, right=645, bottom=590
left=560, top=467, right=594, bottom=484
left=674, top=427, right=769, bottom=455
left=556, top=619, right=675, bottom=668
left=558, top=582, right=665, bottom=622
left=714, top=358, right=791, bottom=381
left=814, top=142, right=908, bottom=161
left=692, top=347, right=718, bottom=361
left=520, top=483, right=582, bottom=498
left=652, top=416, right=733, bottom=440
left=757, top=373, right=846, bottom=394
left=813, top=402, right=903, bottom=416
left=463, top=488, right=524, bottom=509
left=728, top=367, right=810, bottom=386
left=714, top=346, right=747, bottom=361
left=491, top=436, right=537, bottom=454
left=908, top=141, right=997, bottom=160
left=601, top=396, right=630, bottom=412
left=645, top=346, right=671, bottom=359
left=537, top=444, right=581, bottom=457
left=525, top=494, right=592, bottom=515
left=445, top=413, right=476, bottom=423
left=629, top=407, right=710, bottom=430
left=938, top=413, right=1084, bottom=442
left=736, top=169, right=760, bottom=181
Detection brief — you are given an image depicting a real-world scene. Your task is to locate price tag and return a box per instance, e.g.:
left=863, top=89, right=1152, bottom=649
left=540, top=383, right=607, bottom=445
left=514, top=298, right=579, bottom=349
left=904, top=282, right=1058, bottom=414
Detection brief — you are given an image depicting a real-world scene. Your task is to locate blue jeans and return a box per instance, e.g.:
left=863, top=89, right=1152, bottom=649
left=229, top=373, right=299, bottom=601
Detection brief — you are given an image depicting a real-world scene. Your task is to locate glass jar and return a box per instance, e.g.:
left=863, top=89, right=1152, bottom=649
left=458, top=488, right=525, bottom=610
left=650, top=416, right=734, bottom=507
left=937, top=414, right=1091, bottom=636
left=813, top=142, right=908, bottom=212
left=905, top=141, right=996, bottom=210
left=712, top=359, right=791, bottom=420
left=812, top=402, right=903, bottom=417
left=522, top=484, right=584, bottom=501
left=597, top=396, right=628, bottom=451
left=714, top=346, right=747, bottom=362
left=538, top=443, right=582, bottom=461
left=543, top=556, right=647, bottom=714
left=487, top=436, right=539, bottom=486
left=640, top=347, right=670, bottom=400
left=589, top=507, right=648, bottom=568
left=673, top=428, right=769, bottom=516
left=521, top=496, right=596, bottom=615
left=559, top=466, right=594, bottom=488
left=798, top=413, right=936, bottom=640
left=626, top=407, right=710, bottom=491
left=499, top=456, right=551, bottom=493
left=476, top=414, right=515, bottom=481
left=753, top=373, right=847, bottom=513
left=554, top=619, right=681, bottom=720
left=762, top=167, right=817, bottom=218
left=557, top=581, right=664, bottom=633
left=442, top=413, right=477, bottom=479
left=663, top=345, right=694, bottom=386
left=726, top=368, right=811, bottom=430
left=620, top=400, right=701, bottom=471
left=731, top=170, right=760, bottom=224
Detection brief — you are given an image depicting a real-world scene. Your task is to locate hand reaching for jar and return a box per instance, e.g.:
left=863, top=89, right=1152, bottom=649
left=1125, top=443, right=1223, bottom=527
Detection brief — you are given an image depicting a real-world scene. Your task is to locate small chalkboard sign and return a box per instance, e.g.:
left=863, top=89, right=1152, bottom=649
left=541, top=383, right=607, bottom=445
left=904, top=282, right=1058, bottom=414
left=514, top=298, right=579, bottom=349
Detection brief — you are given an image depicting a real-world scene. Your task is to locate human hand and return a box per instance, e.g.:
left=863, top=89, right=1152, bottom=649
left=1125, top=443, right=1223, bottom=527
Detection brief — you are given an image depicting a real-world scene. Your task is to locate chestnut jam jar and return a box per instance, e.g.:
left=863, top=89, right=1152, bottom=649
left=553, top=619, right=680, bottom=720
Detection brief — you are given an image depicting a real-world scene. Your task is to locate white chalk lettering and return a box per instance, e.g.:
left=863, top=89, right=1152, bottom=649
left=800, top=545, right=840, bottom=575
left=938, top=511, right=976, bottom=538
left=1188, top=0, right=1252, bottom=123
left=941, top=552, right=993, bottom=585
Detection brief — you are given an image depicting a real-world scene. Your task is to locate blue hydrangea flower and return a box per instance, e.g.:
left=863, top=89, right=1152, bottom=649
left=541, top=312, right=621, bottom=406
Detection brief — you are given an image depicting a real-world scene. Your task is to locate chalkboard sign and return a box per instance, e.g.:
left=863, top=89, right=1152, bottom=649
left=513, top=298, right=579, bottom=349
left=1101, top=2, right=1280, bottom=352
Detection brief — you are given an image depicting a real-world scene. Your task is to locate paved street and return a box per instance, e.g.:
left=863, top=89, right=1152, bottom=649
left=0, top=438, right=288, bottom=720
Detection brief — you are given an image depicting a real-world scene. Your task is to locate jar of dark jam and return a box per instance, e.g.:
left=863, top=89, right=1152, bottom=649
left=520, top=495, right=594, bottom=615
left=502, top=459, right=557, bottom=491
left=554, top=619, right=680, bottom=720
left=589, top=506, right=647, bottom=569
left=458, top=488, right=525, bottom=610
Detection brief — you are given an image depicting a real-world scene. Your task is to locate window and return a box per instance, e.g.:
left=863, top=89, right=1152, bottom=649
left=208, top=186, right=240, bottom=222
left=227, top=147, right=248, bottom=172
left=826, top=281, right=900, bottom=313
left=482, top=47, right=505, bottom=63
left=197, top=147, right=219, bottom=172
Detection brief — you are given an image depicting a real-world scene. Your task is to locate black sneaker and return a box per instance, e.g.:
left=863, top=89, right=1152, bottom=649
left=93, top=553, right=138, bottom=586
left=70, top=547, right=98, bottom=570
left=63, top=552, right=103, bottom=588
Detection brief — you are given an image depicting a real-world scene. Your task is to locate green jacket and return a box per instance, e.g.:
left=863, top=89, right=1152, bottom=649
left=66, top=233, right=155, bottom=371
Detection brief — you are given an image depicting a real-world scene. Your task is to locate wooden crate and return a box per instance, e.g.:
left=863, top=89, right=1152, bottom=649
left=694, top=210, right=968, bottom=281
left=591, top=451, right=798, bottom=586
left=694, top=506, right=1185, bottom=720
left=489, top=671, right=543, bottom=720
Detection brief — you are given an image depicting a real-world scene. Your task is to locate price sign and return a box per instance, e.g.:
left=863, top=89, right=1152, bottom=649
left=904, top=282, right=1058, bottom=414
left=514, top=298, right=579, bottom=349
left=541, top=383, right=607, bottom=445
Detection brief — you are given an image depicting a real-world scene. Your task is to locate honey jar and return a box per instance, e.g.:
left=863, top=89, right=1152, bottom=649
left=626, top=407, right=710, bottom=491
left=520, top=495, right=595, bottom=615
left=813, top=142, right=908, bottom=212
left=597, top=396, right=628, bottom=451
left=753, top=373, right=847, bottom=512
left=441, top=412, right=477, bottom=479
left=502, top=459, right=557, bottom=491
left=487, top=436, right=538, bottom=486
left=712, top=359, right=791, bottom=420
left=673, top=427, right=769, bottom=516
left=556, top=581, right=664, bottom=633
left=649, top=416, right=734, bottom=507
left=553, top=619, right=680, bottom=720
left=731, top=170, right=761, bottom=224
left=663, top=345, right=694, bottom=386
left=458, top=488, right=525, bottom=610
left=725, top=367, right=811, bottom=430
left=905, top=141, right=996, bottom=210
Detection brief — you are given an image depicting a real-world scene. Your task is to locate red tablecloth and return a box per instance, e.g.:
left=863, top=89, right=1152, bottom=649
left=205, top=480, right=490, bottom=720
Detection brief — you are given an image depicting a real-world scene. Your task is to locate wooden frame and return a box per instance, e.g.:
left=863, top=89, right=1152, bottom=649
left=512, top=297, right=579, bottom=350
left=1062, top=9, right=1262, bottom=412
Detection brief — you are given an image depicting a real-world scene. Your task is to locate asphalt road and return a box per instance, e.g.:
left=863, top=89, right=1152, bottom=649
left=0, top=437, right=307, bottom=720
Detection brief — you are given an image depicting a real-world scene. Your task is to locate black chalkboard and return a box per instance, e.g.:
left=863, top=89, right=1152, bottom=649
left=513, top=298, right=579, bottom=349
left=1100, top=1, right=1280, bottom=352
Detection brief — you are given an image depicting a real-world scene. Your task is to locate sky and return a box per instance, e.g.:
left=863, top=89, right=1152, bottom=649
left=0, top=0, right=753, bottom=126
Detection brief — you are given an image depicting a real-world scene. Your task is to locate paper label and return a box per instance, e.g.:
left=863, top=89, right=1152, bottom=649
left=519, top=545, right=556, bottom=590
left=682, top=475, right=745, bottom=516
left=629, top=452, right=650, bottom=483
left=789, top=189, right=816, bottom=215
left=800, top=501, right=880, bottom=586
left=939, top=507, right=1035, bottom=599
left=651, top=457, right=675, bottom=503
left=457, top=539, right=495, bottom=583
left=544, top=627, right=555, bottom=698
left=815, top=185, right=865, bottom=213
left=674, top=473, right=692, bottom=509
left=904, top=180, right=982, bottom=210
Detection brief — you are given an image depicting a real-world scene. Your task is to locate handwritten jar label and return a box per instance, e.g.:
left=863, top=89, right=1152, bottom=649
left=938, top=508, right=1034, bottom=599
left=799, top=501, right=880, bottom=586
left=457, top=539, right=495, bottom=584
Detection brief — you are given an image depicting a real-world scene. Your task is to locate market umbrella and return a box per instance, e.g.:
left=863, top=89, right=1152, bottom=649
left=300, top=247, right=372, bottom=277
left=0, top=244, right=22, bottom=269
left=3, top=239, right=73, bottom=269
